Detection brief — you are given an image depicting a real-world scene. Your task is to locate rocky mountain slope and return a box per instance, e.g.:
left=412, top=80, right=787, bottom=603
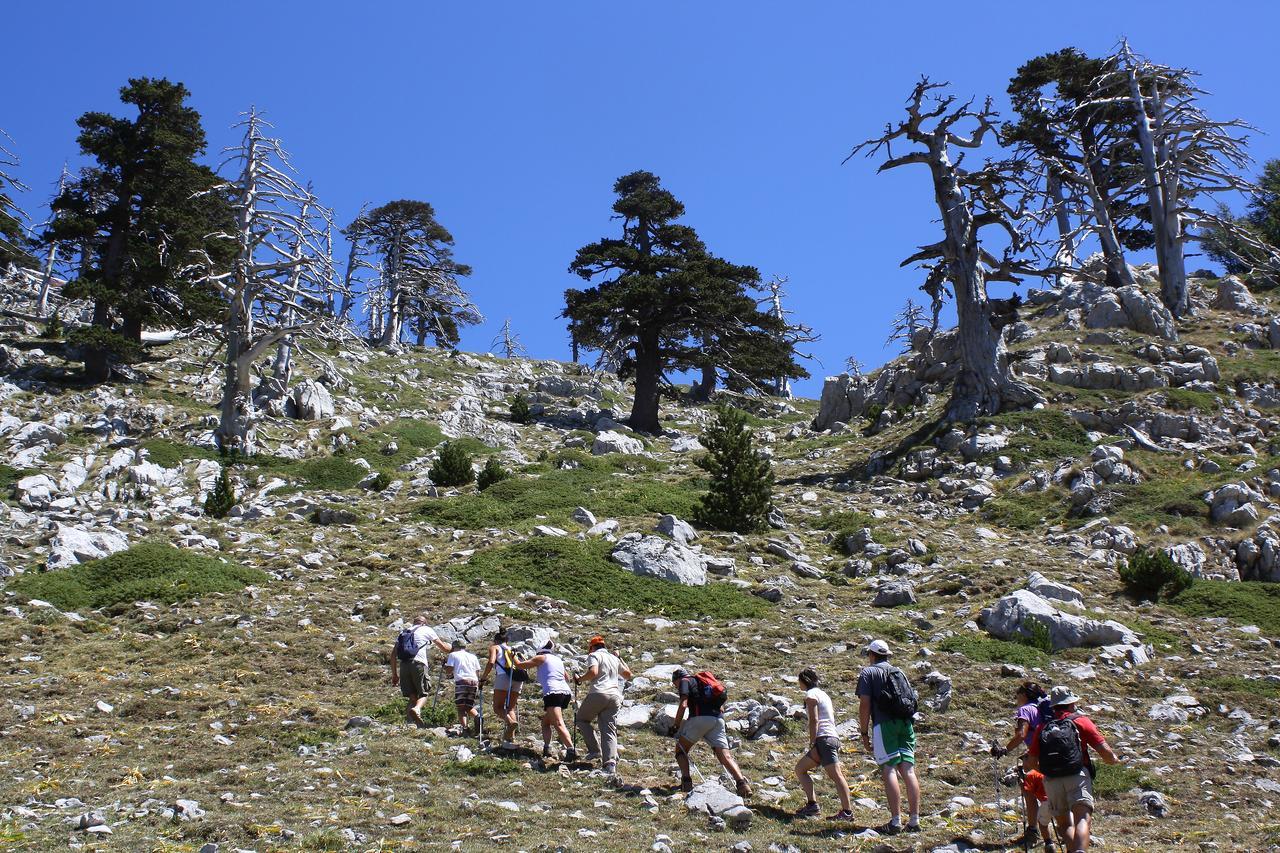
left=2, top=267, right=1280, bottom=851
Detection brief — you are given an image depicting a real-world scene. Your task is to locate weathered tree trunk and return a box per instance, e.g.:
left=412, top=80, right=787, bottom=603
left=1047, top=171, right=1075, bottom=280
left=376, top=229, right=405, bottom=347
left=35, top=240, right=58, bottom=317
left=629, top=331, right=662, bottom=434
left=693, top=363, right=716, bottom=401
left=1078, top=128, right=1134, bottom=289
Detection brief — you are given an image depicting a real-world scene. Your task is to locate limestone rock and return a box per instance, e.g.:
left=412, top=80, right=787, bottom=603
left=981, top=589, right=1142, bottom=652
left=872, top=581, right=916, bottom=608
left=1213, top=276, right=1262, bottom=314
left=46, top=523, right=129, bottom=571
left=1026, top=572, right=1085, bottom=608
left=592, top=430, right=644, bottom=456
left=293, top=379, right=335, bottom=420
left=656, top=514, right=698, bottom=546
left=610, top=534, right=707, bottom=586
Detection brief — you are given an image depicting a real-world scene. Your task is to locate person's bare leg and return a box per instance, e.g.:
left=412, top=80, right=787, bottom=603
left=897, top=763, right=920, bottom=823
left=1057, top=814, right=1073, bottom=850
left=552, top=708, right=573, bottom=748
left=881, top=764, right=902, bottom=822
left=675, top=739, right=694, bottom=780
left=824, top=762, right=853, bottom=813
left=794, top=754, right=818, bottom=804
left=1071, top=804, right=1092, bottom=850
left=712, top=746, right=745, bottom=783
left=540, top=711, right=552, bottom=751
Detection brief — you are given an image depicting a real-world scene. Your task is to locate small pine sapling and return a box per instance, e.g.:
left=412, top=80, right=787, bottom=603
left=509, top=394, right=532, bottom=424
left=430, top=442, right=475, bottom=487
left=203, top=466, right=237, bottom=518
left=476, top=456, right=512, bottom=491
left=694, top=405, right=773, bottom=533
left=43, top=313, right=64, bottom=340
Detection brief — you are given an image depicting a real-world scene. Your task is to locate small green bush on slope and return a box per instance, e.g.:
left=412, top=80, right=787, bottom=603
left=1171, top=580, right=1280, bottom=636
left=457, top=538, right=765, bottom=620
left=10, top=543, right=266, bottom=611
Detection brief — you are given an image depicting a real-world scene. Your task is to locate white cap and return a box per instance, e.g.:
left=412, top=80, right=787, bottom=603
left=866, top=639, right=892, bottom=656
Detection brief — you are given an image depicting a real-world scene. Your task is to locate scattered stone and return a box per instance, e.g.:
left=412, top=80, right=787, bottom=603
left=610, top=534, right=707, bottom=586
left=872, top=581, right=916, bottom=608
left=655, top=514, right=698, bottom=545
left=593, top=430, right=645, bottom=456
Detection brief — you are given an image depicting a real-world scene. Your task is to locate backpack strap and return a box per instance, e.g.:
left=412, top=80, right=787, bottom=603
left=1063, top=712, right=1094, bottom=773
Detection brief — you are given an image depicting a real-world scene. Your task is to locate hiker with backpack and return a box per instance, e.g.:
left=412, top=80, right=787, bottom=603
left=571, top=635, right=632, bottom=777
left=990, top=682, right=1052, bottom=850
left=1027, top=686, right=1120, bottom=853
left=444, top=639, right=484, bottom=735
left=514, top=640, right=577, bottom=762
left=792, top=667, right=853, bottom=820
left=480, top=629, right=528, bottom=750
left=856, top=639, right=921, bottom=835
left=389, top=614, right=453, bottom=727
left=670, top=668, right=753, bottom=799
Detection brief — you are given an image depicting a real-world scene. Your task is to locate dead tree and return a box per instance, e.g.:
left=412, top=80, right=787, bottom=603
left=198, top=111, right=338, bottom=456
left=33, top=165, right=72, bottom=317
left=491, top=318, right=527, bottom=358
left=1085, top=41, right=1264, bottom=316
left=849, top=79, right=1043, bottom=422
left=886, top=297, right=929, bottom=354
left=758, top=275, right=816, bottom=398
left=0, top=130, right=31, bottom=274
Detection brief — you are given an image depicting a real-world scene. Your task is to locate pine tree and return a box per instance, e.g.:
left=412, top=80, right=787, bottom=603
left=429, top=441, right=475, bottom=487
left=564, top=171, right=804, bottom=433
left=476, top=456, right=511, bottom=491
left=203, top=466, right=237, bottom=518
left=509, top=393, right=532, bottom=424
left=48, top=78, right=233, bottom=382
left=694, top=406, right=773, bottom=533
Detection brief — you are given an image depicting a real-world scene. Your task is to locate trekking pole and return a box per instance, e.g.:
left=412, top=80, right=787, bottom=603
left=431, top=659, right=445, bottom=711
left=1017, top=766, right=1029, bottom=853
left=991, top=750, right=1006, bottom=843
left=570, top=668, right=580, bottom=757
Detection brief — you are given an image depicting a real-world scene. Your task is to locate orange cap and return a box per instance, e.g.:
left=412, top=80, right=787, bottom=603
left=588, top=635, right=606, bottom=649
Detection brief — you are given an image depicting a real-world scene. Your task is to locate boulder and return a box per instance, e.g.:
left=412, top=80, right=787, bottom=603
left=812, top=373, right=869, bottom=431
left=1270, top=317, right=1280, bottom=351
left=312, top=507, right=360, bottom=525
left=292, top=380, right=335, bottom=420
left=1084, top=293, right=1130, bottom=330
left=571, top=506, right=597, bottom=526
left=592, top=430, right=644, bottom=456
left=1207, top=482, right=1265, bottom=526
left=656, top=514, right=698, bottom=546
left=610, top=534, right=707, bottom=585
left=982, top=589, right=1142, bottom=651
left=1214, top=276, right=1262, bottom=314
left=586, top=519, right=619, bottom=537
left=1164, top=542, right=1207, bottom=578
left=1237, top=524, right=1280, bottom=583
left=872, top=581, right=916, bottom=607
left=46, top=524, right=129, bottom=571
left=1116, top=286, right=1178, bottom=340
left=686, top=779, right=745, bottom=817
left=128, top=461, right=180, bottom=490
left=14, top=474, right=57, bottom=509
left=616, top=703, right=654, bottom=728
left=1026, top=572, right=1085, bottom=608
left=671, top=435, right=704, bottom=453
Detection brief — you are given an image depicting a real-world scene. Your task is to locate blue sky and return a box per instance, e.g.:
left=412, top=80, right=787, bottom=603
left=5, top=1, right=1278, bottom=396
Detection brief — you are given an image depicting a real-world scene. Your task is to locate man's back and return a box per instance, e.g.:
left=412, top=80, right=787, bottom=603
left=856, top=661, right=894, bottom=725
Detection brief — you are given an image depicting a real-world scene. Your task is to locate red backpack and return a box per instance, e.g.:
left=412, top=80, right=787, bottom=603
left=689, top=671, right=727, bottom=709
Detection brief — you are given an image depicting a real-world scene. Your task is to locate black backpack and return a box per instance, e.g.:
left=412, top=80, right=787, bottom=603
left=1038, top=713, right=1089, bottom=778
left=875, top=666, right=918, bottom=720
left=394, top=628, right=424, bottom=663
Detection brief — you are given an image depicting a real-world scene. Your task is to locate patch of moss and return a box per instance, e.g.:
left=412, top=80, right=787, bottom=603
left=10, top=543, right=266, bottom=611
left=1162, top=388, right=1222, bottom=414
left=139, top=438, right=220, bottom=469
left=1172, top=580, right=1280, bottom=636
left=983, top=486, right=1069, bottom=531
left=937, top=634, right=1050, bottom=668
left=456, top=538, right=766, bottom=620
left=979, top=410, right=1094, bottom=465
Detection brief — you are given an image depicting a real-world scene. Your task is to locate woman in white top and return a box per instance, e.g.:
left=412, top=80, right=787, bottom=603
left=793, top=667, right=853, bottom=820
left=515, top=640, right=577, bottom=761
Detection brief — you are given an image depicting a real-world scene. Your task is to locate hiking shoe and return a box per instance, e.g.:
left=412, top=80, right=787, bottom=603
left=541, top=745, right=552, bottom=758
left=583, top=751, right=602, bottom=764
left=735, top=779, right=753, bottom=799
left=500, top=740, right=517, bottom=751
left=828, top=809, right=854, bottom=821
left=904, top=821, right=921, bottom=833
left=1042, top=839, right=1057, bottom=853
left=564, top=748, right=577, bottom=762
left=793, top=801, right=820, bottom=818
left=680, top=776, right=694, bottom=794
left=876, top=821, right=902, bottom=836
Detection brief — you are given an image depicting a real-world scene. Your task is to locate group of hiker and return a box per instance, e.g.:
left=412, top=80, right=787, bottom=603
left=392, top=618, right=1119, bottom=851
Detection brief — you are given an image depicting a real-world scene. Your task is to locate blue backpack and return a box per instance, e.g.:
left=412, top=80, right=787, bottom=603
left=395, top=628, right=424, bottom=663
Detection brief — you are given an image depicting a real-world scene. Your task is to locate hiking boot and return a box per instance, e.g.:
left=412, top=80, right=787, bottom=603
left=564, top=748, right=577, bottom=763
left=500, top=740, right=517, bottom=751
left=679, top=776, right=694, bottom=794
left=876, top=821, right=902, bottom=836
left=735, top=779, right=753, bottom=799
left=828, top=809, right=854, bottom=821
left=1042, top=839, right=1057, bottom=853
left=904, top=820, right=921, bottom=833
left=541, top=745, right=552, bottom=759
left=1023, top=825, right=1041, bottom=844
left=406, top=708, right=423, bottom=727
left=583, top=750, right=602, bottom=764
left=793, top=801, right=820, bottom=818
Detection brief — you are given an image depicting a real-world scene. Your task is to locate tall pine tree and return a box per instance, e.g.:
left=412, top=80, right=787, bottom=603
left=565, top=171, right=803, bottom=432
left=48, top=78, right=231, bottom=382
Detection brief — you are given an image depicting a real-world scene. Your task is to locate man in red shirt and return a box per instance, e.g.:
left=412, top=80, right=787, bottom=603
left=1027, top=686, right=1120, bottom=853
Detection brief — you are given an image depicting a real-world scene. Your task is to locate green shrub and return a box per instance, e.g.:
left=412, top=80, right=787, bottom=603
left=430, top=442, right=475, bottom=487
left=983, top=486, right=1069, bottom=531
left=1172, top=580, right=1280, bottom=635
left=43, top=313, right=64, bottom=340
left=1163, top=388, right=1220, bottom=413
left=938, top=634, right=1050, bottom=668
left=509, top=394, right=533, bottom=424
left=291, top=456, right=367, bottom=491
left=10, top=543, right=266, bottom=611
left=203, top=466, right=237, bottom=518
left=979, top=410, right=1094, bottom=465
left=1016, top=619, right=1053, bottom=654
left=694, top=405, right=773, bottom=533
left=369, top=471, right=392, bottom=492
left=0, top=464, right=30, bottom=502
left=140, top=438, right=220, bottom=469
left=279, top=727, right=342, bottom=748
left=457, top=538, right=766, bottom=620
left=1092, top=763, right=1158, bottom=799
left=66, top=325, right=143, bottom=367
left=442, top=757, right=524, bottom=777
left=299, top=829, right=347, bottom=851
left=476, top=456, right=511, bottom=491
left=1119, top=548, right=1193, bottom=601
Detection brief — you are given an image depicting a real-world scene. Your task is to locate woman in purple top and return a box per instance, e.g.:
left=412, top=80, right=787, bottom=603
left=992, top=682, right=1046, bottom=846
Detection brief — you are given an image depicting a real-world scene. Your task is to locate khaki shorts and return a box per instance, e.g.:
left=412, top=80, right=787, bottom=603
left=399, top=660, right=430, bottom=699
left=1043, top=769, right=1094, bottom=818
left=679, top=715, right=729, bottom=750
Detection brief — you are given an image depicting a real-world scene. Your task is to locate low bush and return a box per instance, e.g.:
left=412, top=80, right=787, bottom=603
left=983, top=486, right=1069, bottom=531
left=442, top=757, right=524, bottom=777
left=291, top=456, right=368, bottom=491
left=1171, top=580, right=1280, bottom=635
left=979, top=410, right=1094, bottom=465
left=203, top=466, right=237, bottom=518
left=509, top=394, right=533, bottom=424
left=430, top=442, right=475, bottom=487
left=457, top=538, right=766, bottom=620
left=1163, top=388, right=1220, bottom=413
left=1016, top=619, right=1053, bottom=654
left=369, top=471, right=392, bottom=492
left=938, top=634, right=1050, bottom=668
left=476, top=456, right=511, bottom=491
left=1119, top=548, right=1193, bottom=601
left=140, top=438, right=220, bottom=469
left=10, top=542, right=266, bottom=611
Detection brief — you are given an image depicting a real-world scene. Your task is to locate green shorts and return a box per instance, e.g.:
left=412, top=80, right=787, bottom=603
left=872, top=718, right=916, bottom=767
